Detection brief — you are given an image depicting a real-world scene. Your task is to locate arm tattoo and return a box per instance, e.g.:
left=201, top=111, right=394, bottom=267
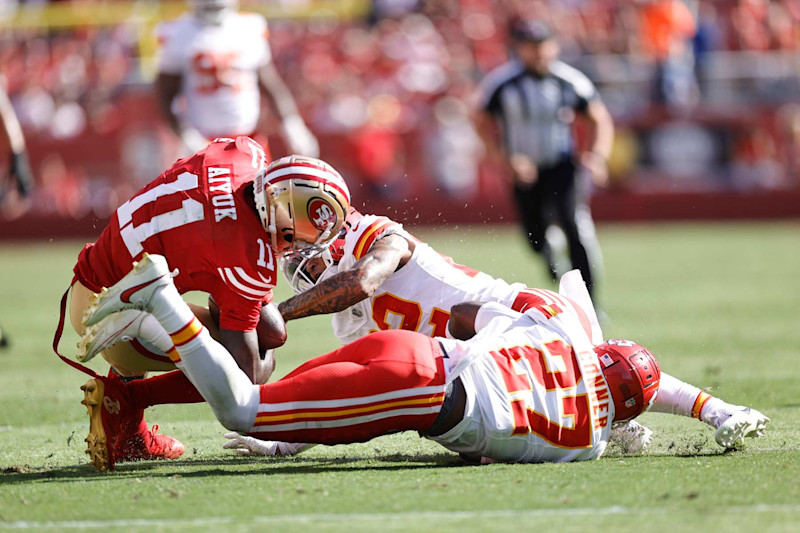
left=278, top=234, right=408, bottom=321
left=279, top=269, right=369, bottom=321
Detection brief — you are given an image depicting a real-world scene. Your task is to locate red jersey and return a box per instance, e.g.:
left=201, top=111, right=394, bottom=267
left=74, top=137, right=275, bottom=331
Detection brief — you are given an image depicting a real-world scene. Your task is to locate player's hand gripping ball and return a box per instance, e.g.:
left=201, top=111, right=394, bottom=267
left=208, top=297, right=287, bottom=352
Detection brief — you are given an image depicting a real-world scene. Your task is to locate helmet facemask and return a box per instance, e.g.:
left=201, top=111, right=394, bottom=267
left=280, top=247, right=337, bottom=294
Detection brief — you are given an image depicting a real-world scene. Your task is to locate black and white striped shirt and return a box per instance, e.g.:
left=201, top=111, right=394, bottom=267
left=478, top=59, right=599, bottom=167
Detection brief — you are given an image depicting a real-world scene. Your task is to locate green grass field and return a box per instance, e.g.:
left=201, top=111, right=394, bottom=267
left=0, top=222, right=799, bottom=532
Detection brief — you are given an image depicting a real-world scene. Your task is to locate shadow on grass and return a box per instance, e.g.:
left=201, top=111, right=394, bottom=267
left=0, top=451, right=466, bottom=485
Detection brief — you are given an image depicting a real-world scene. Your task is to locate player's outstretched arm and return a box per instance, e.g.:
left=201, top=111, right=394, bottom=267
left=155, top=72, right=185, bottom=140
left=0, top=85, right=33, bottom=197
left=258, top=63, right=318, bottom=157
left=279, top=234, right=411, bottom=321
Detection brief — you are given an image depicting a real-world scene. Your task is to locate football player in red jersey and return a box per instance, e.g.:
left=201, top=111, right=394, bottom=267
left=78, top=254, right=769, bottom=468
left=57, top=140, right=350, bottom=469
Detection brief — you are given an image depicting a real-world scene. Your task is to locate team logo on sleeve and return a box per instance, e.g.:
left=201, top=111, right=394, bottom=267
left=308, top=198, right=337, bottom=230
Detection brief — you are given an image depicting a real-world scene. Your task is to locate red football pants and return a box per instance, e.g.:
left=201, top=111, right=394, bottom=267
left=247, top=330, right=447, bottom=445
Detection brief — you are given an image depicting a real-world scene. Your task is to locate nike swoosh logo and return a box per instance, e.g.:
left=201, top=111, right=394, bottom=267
left=120, top=277, right=161, bottom=303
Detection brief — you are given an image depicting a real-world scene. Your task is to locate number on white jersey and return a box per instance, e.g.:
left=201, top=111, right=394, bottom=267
left=370, top=292, right=451, bottom=338
left=491, top=341, right=592, bottom=448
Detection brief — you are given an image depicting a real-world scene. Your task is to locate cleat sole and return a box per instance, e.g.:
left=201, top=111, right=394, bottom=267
left=81, top=378, right=111, bottom=472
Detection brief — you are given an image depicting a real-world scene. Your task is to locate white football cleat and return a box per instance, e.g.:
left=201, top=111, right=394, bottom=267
left=610, top=420, right=653, bottom=454
left=77, top=310, right=147, bottom=362
left=82, top=253, right=175, bottom=328
left=714, top=407, right=769, bottom=449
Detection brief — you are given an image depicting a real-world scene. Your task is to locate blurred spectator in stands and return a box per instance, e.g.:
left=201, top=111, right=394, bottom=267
left=692, top=2, right=720, bottom=97
left=639, top=0, right=697, bottom=108
left=37, top=152, right=88, bottom=219
left=350, top=94, right=406, bottom=198
left=154, top=0, right=318, bottom=157
left=730, top=126, right=783, bottom=190
left=426, top=95, right=482, bottom=197
left=731, top=0, right=770, bottom=51
left=777, top=103, right=800, bottom=186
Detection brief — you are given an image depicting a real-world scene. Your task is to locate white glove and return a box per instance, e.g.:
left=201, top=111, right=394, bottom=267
left=609, top=420, right=653, bottom=454
left=180, top=128, right=210, bottom=154
left=223, top=432, right=316, bottom=456
left=282, top=115, right=319, bottom=158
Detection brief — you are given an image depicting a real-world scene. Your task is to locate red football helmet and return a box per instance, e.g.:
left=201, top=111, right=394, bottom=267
left=594, top=339, right=661, bottom=422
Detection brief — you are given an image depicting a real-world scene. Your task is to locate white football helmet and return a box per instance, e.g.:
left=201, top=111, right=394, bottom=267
left=191, top=0, right=237, bottom=25
left=280, top=247, right=334, bottom=294
left=254, top=155, right=351, bottom=257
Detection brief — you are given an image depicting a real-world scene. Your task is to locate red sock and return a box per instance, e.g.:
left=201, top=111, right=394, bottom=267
left=127, top=370, right=205, bottom=410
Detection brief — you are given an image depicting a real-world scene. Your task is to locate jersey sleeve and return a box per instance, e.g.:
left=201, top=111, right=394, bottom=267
left=553, top=61, right=599, bottom=113
left=156, top=21, right=186, bottom=75
left=475, top=77, right=502, bottom=116
left=344, top=214, right=404, bottom=263
left=473, top=302, right=523, bottom=335
left=213, top=265, right=275, bottom=331
left=256, top=16, right=272, bottom=66
left=238, top=13, right=271, bottom=68
left=475, top=62, right=520, bottom=116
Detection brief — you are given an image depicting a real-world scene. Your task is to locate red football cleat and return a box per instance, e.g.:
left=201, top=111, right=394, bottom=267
left=80, top=373, right=184, bottom=472
left=116, top=419, right=185, bottom=462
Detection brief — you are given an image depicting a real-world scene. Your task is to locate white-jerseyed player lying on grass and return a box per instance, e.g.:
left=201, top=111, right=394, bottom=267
left=78, top=254, right=768, bottom=469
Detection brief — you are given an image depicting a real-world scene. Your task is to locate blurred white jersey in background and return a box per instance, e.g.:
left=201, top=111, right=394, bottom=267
left=156, top=11, right=271, bottom=139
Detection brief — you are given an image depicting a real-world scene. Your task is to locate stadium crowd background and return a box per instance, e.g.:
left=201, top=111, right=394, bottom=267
left=1, top=0, right=799, bottom=232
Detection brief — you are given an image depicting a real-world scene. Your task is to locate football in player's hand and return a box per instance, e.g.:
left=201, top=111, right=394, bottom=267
left=255, top=302, right=287, bottom=350
left=208, top=297, right=287, bottom=351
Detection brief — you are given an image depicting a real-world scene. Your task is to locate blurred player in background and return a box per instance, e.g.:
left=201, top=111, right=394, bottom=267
left=155, top=0, right=318, bottom=157
left=57, top=143, right=349, bottom=470
left=0, top=81, right=34, bottom=209
left=1, top=80, right=34, bottom=348
left=80, top=253, right=769, bottom=467
left=474, top=20, right=613, bottom=299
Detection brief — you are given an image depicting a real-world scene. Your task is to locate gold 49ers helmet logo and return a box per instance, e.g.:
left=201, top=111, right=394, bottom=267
left=308, top=198, right=337, bottom=230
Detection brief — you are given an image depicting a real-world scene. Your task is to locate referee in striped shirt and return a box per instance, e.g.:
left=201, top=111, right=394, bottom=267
left=475, top=21, right=613, bottom=297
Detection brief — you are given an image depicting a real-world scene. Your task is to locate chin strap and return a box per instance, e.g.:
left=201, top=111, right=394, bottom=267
left=53, top=278, right=99, bottom=378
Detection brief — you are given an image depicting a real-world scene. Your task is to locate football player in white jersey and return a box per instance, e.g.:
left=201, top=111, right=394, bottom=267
left=278, top=208, right=555, bottom=345
left=155, top=0, right=318, bottom=156
left=79, top=255, right=769, bottom=465
left=215, top=209, right=767, bottom=457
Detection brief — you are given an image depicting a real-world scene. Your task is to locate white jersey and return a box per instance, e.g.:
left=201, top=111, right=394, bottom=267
left=156, top=12, right=271, bottom=139
left=431, top=297, right=613, bottom=463
left=327, top=213, right=535, bottom=345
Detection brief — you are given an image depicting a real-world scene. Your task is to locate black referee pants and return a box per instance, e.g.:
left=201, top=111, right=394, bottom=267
left=512, top=157, right=596, bottom=295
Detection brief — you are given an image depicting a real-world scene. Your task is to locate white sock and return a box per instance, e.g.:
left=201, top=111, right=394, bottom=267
left=649, top=373, right=704, bottom=417
left=137, top=313, right=173, bottom=353
left=650, top=372, right=737, bottom=429
left=165, top=316, right=259, bottom=432
left=699, top=398, right=739, bottom=429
